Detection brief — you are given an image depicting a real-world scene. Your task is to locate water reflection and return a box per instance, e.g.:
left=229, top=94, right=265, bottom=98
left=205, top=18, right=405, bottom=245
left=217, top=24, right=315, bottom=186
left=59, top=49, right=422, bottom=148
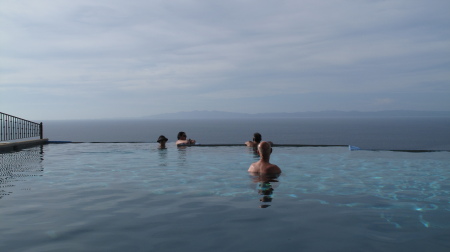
left=249, top=173, right=280, bottom=208
left=177, top=146, right=187, bottom=166
left=245, top=146, right=259, bottom=157
left=0, top=146, right=44, bottom=199
left=157, top=148, right=168, bottom=167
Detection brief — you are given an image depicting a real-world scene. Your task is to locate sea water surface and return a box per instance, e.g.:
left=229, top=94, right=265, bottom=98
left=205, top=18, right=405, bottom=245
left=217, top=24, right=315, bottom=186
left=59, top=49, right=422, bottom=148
left=42, top=117, right=450, bottom=150
left=1, top=143, right=450, bottom=251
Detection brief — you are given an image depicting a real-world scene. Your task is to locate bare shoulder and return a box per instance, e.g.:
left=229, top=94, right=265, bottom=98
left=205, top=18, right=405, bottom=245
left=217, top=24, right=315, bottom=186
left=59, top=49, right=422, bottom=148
left=264, top=164, right=282, bottom=174
left=245, top=141, right=256, bottom=147
left=248, top=162, right=259, bottom=172
left=176, top=140, right=188, bottom=145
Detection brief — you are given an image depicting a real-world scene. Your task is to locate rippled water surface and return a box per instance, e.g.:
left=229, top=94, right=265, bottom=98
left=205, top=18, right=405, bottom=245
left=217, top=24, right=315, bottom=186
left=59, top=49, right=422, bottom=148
left=1, top=143, right=449, bottom=251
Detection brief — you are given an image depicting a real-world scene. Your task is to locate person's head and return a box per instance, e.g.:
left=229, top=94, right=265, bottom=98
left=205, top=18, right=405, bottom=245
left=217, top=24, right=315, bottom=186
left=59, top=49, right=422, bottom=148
left=257, top=141, right=272, bottom=159
left=177, top=131, right=187, bottom=140
left=157, top=135, right=168, bottom=143
left=157, top=135, right=168, bottom=148
left=253, top=132, right=262, bottom=143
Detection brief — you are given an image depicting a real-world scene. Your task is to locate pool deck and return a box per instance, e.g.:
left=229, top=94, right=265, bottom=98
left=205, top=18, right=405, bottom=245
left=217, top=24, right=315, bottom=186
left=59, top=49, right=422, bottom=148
left=0, top=139, right=49, bottom=153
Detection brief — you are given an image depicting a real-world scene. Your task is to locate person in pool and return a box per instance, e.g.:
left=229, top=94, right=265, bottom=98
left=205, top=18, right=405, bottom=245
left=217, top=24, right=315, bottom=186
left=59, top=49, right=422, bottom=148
left=248, top=141, right=282, bottom=174
left=157, top=135, right=168, bottom=149
left=245, top=132, right=262, bottom=147
left=176, top=131, right=196, bottom=146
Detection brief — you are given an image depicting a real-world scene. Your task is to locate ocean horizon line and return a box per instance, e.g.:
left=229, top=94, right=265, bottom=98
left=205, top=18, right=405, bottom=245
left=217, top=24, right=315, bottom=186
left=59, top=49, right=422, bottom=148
left=38, top=110, right=450, bottom=121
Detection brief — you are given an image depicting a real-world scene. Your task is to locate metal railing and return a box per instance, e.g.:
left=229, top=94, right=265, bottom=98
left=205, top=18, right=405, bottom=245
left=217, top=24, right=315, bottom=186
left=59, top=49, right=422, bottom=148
left=0, top=112, right=43, bottom=141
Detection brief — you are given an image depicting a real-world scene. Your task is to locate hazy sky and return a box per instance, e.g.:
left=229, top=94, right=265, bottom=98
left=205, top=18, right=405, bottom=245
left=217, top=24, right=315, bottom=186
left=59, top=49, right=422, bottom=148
left=1, top=0, right=449, bottom=120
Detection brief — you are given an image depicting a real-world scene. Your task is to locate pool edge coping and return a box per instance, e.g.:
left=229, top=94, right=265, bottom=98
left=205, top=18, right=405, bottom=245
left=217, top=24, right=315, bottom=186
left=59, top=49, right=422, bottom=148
left=0, top=139, right=49, bottom=153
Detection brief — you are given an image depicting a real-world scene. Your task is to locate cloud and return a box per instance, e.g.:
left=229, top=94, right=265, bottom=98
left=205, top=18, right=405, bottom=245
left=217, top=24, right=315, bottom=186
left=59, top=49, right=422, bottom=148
left=1, top=0, right=449, bottom=119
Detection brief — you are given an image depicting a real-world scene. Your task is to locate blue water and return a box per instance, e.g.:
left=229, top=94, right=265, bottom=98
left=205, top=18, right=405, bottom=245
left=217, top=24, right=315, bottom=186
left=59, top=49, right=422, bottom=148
left=1, top=143, right=449, bottom=251
left=42, top=117, right=450, bottom=150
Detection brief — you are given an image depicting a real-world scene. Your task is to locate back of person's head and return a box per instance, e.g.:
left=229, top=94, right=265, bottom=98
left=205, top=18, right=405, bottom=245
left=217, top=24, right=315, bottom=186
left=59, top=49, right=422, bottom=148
left=254, top=132, right=262, bottom=143
left=177, top=131, right=186, bottom=140
left=258, top=141, right=272, bottom=157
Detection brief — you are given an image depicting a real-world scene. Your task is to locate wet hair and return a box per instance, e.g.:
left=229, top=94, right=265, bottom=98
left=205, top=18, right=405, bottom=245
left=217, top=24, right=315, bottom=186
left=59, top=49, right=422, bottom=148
left=253, top=132, right=262, bottom=143
left=177, top=131, right=186, bottom=140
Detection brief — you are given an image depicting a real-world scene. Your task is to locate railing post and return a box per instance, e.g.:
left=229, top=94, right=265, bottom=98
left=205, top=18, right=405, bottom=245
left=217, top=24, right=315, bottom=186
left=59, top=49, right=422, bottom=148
left=40, top=122, right=43, bottom=140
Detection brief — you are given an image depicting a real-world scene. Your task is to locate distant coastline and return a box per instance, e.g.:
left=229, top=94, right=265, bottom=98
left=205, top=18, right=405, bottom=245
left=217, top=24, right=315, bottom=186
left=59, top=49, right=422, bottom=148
left=145, top=110, right=450, bottom=120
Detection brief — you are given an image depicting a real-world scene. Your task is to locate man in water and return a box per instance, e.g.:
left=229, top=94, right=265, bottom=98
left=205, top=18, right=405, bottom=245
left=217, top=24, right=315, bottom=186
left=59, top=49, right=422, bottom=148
left=245, top=132, right=262, bottom=147
left=248, top=141, right=282, bottom=174
left=176, top=131, right=196, bottom=146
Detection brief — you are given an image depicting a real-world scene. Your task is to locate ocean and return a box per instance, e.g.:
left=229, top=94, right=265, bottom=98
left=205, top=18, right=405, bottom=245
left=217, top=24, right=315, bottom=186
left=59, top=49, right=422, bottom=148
left=42, top=117, right=450, bottom=151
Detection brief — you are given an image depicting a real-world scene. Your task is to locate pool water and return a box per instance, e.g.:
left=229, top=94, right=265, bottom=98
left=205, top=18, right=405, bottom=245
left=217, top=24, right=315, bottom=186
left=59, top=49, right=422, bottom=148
left=1, top=143, right=449, bottom=251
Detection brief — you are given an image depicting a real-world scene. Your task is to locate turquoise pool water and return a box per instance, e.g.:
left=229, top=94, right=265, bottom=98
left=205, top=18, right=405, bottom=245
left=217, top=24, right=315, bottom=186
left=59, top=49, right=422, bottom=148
left=1, top=143, right=449, bottom=251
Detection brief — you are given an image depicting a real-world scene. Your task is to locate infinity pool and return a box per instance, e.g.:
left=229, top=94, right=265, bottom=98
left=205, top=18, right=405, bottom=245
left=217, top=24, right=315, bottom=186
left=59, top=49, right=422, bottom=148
left=1, top=143, right=449, bottom=251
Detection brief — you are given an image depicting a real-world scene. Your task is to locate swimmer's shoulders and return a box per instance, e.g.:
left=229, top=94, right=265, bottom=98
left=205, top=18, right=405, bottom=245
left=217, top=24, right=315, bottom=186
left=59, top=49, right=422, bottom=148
left=245, top=141, right=257, bottom=147
left=248, top=162, right=260, bottom=172
left=265, top=164, right=281, bottom=173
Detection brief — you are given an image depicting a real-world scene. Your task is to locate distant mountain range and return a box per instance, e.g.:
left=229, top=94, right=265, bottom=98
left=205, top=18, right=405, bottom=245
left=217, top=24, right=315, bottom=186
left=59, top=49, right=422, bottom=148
left=146, top=110, right=450, bottom=119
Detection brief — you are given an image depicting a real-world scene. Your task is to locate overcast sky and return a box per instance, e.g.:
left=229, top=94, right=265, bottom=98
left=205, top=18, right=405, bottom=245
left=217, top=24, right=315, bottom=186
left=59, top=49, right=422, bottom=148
left=1, top=0, right=449, bottom=120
